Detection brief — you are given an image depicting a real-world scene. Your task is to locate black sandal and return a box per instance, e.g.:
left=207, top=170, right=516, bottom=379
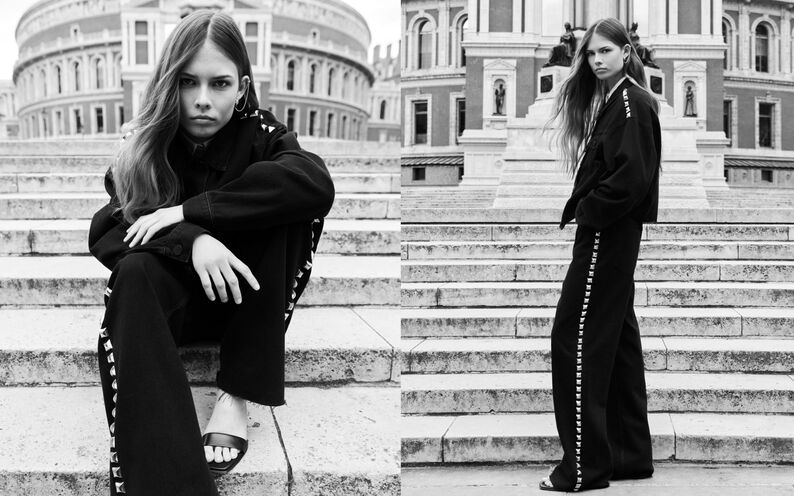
left=539, top=477, right=563, bottom=492
left=203, top=432, right=248, bottom=477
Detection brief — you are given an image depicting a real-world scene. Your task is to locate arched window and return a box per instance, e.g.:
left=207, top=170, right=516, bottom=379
left=722, top=20, right=730, bottom=70
left=55, top=65, right=62, bottom=94
left=73, top=61, right=81, bottom=92
left=40, top=69, right=47, bottom=97
left=755, top=24, right=769, bottom=72
left=418, top=20, right=432, bottom=69
left=459, top=16, right=468, bottom=67
left=95, top=58, right=105, bottom=89
left=328, top=68, right=335, bottom=96
left=309, top=64, right=317, bottom=93
left=286, top=60, right=295, bottom=91
left=379, top=100, right=387, bottom=119
left=342, top=72, right=349, bottom=99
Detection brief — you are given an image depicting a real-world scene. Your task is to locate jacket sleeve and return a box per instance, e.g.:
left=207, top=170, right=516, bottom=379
left=180, top=128, right=335, bottom=231
left=574, top=100, right=659, bottom=231
left=88, top=169, right=210, bottom=270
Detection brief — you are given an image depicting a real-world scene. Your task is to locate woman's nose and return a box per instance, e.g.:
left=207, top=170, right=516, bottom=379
left=195, top=85, right=211, bottom=108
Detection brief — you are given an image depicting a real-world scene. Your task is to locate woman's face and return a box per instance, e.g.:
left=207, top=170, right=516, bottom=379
left=179, top=40, right=248, bottom=142
left=585, top=32, right=629, bottom=89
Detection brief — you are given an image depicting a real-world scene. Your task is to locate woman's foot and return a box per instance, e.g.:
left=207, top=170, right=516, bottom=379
left=203, top=389, right=248, bottom=464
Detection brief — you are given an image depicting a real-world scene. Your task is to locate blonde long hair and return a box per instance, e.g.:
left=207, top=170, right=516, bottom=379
left=547, top=18, right=659, bottom=176
left=113, top=10, right=259, bottom=223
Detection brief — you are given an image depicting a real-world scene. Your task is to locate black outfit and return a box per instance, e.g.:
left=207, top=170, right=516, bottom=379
left=549, top=79, right=661, bottom=491
left=88, top=110, right=335, bottom=496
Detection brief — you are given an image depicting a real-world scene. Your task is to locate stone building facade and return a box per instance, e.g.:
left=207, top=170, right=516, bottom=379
left=367, top=43, right=401, bottom=143
left=0, top=81, right=19, bottom=138
left=13, top=0, right=375, bottom=141
left=402, top=0, right=794, bottom=188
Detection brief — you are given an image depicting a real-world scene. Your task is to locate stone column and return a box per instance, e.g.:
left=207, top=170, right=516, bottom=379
left=739, top=3, right=750, bottom=70
left=781, top=8, right=791, bottom=73
left=439, top=0, right=449, bottom=66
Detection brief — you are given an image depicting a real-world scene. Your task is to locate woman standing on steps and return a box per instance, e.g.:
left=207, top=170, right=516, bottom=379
left=539, top=18, right=661, bottom=492
left=88, top=10, right=335, bottom=496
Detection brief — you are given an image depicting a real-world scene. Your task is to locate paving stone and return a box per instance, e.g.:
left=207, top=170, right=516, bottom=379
left=737, top=308, right=794, bottom=336
left=673, top=414, right=794, bottom=462
left=401, top=416, right=456, bottom=464
left=271, top=387, right=399, bottom=495
left=663, top=338, right=794, bottom=372
left=401, top=308, right=521, bottom=338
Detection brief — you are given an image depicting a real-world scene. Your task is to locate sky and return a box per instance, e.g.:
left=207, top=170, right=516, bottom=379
left=0, top=0, right=400, bottom=81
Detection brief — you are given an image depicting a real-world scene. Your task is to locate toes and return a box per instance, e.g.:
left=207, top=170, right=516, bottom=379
left=213, top=446, right=224, bottom=463
left=222, top=447, right=232, bottom=462
left=230, top=448, right=239, bottom=459
left=204, top=446, right=214, bottom=463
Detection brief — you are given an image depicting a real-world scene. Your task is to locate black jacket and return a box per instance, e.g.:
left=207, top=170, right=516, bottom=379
left=560, top=78, right=661, bottom=230
left=88, top=109, right=335, bottom=328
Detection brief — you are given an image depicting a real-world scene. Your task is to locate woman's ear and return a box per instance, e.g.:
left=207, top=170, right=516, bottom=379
left=238, top=75, right=250, bottom=98
left=623, top=44, right=631, bottom=63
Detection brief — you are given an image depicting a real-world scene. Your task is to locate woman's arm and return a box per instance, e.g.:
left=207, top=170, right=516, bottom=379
left=574, top=97, right=660, bottom=230
left=180, top=128, right=335, bottom=231
left=88, top=170, right=209, bottom=270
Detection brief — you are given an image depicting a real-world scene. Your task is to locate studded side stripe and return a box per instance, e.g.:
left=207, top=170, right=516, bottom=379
left=574, top=232, right=600, bottom=492
left=100, top=287, right=125, bottom=494
left=284, top=218, right=322, bottom=322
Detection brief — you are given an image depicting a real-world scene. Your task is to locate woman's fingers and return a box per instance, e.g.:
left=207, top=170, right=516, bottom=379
left=140, top=221, right=164, bottom=245
left=220, top=263, right=242, bottom=304
left=229, top=256, right=260, bottom=291
left=197, top=268, right=215, bottom=301
left=209, top=267, right=228, bottom=302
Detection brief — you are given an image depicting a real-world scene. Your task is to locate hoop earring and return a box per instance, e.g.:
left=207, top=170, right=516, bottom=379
left=234, top=86, right=249, bottom=112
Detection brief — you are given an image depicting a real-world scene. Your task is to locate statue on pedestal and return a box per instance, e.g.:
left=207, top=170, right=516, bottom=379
left=629, top=22, right=659, bottom=68
left=544, top=22, right=577, bottom=68
left=494, top=81, right=506, bottom=115
left=684, top=84, right=697, bottom=117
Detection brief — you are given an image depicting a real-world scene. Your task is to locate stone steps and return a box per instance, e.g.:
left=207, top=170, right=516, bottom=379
left=401, top=412, right=794, bottom=464
left=0, top=256, right=398, bottom=306
left=402, top=281, right=794, bottom=307
left=402, top=223, right=794, bottom=241
left=0, top=218, right=400, bottom=255
left=403, top=259, right=794, bottom=282
left=0, top=192, right=400, bottom=220
left=401, top=337, right=794, bottom=374
left=401, top=371, right=794, bottom=414
left=0, top=306, right=399, bottom=385
left=402, top=241, right=794, bottom=261
left=400, top=307, right=794, bottom=338
left=0, top=171, right=401, bottom=194
left=0, top=385, right=399, bottom=495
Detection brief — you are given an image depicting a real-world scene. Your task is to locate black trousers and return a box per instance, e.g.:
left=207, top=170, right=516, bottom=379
left=96, top=230, right=296, bottom=495
left=549, top=217, right=654, bottom=491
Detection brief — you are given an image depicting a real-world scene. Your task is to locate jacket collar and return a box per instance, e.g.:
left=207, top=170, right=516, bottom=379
left=176, top=116, right=240, bottom=171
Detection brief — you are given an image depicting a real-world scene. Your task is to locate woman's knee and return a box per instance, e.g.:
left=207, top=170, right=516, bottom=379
left=110, top=252, right=180, bottom=290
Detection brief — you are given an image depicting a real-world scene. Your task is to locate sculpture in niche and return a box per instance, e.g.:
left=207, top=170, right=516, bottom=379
left=494, top=80, right=506, bottom=115
left=544, top=22, right=577, bottom=67
left=683, top=83, right=697, bottom=117
left=629, top=22, right=659, bottom=68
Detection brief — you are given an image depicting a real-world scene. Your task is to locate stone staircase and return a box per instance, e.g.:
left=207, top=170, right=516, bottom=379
left=0, top=139, right=399, bottom=496
left=400, top=212, right=794, bottom=469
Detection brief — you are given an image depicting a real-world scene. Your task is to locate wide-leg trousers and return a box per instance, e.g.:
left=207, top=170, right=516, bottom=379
left=96, top=227, right=303, bottom=496
left=548, top=217, right=654, bottom=491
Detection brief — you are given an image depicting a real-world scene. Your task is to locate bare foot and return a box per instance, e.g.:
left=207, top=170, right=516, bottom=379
left=203, top=389, right=248, bottom=463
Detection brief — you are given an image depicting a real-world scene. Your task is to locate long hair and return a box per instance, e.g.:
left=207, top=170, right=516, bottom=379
left=113, top=10, right=259, bottom=223
left=547, top=18, right=659, bottom=176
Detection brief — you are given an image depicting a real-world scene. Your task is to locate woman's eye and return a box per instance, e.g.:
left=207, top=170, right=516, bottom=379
left=179, top=78, right=194, bottom=86
left=213, top=80, right=230, bottom=88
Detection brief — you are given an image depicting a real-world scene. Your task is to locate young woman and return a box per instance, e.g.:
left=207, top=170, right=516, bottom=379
left=540, top=18, right=661, bottom=492
left=88, top=10, right=335, bottom=495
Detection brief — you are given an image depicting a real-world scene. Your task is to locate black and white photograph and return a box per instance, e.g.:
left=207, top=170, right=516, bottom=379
left=400, top=0, right=794, bottom=494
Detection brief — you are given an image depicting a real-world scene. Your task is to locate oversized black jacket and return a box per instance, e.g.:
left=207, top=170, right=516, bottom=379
left=560, top=78, right=661, bottom=230
left=88, top=109, right=335, bottom=328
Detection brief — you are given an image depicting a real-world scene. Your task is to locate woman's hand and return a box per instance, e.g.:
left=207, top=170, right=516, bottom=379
left=192, top=234, right=260, bottom=304
left=124, top=205, right=184, bottom=247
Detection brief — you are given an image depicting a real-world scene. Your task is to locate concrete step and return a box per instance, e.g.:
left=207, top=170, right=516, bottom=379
left=401, top=412, right=794, bottom=464
left=402, top=281, right=794, bottom=308
left=400, top=307, right=794, bottom=338
left=403, top=259, right=794, bottom=283
left=0, top=218, right=399, bottom=255
left=0, top=155, right=399, bottom=174
left=403, top=207, right=794, bottom=224
left=0, top=385, right=399, bottom=495
left=402, top=223, right=794, bottom=242
left=402, top=241, right=794, bottom=261
left=402, top=463, right=794, bottom=496
left=0, top=306, right=399, bottom=385
left=0, top=256, right=398, bottom=306
left=0, top=192, right=400, bottom=220
left=0, top=172, right=401, bottom=194
left=401, top=371, right=794, bottom=414
left=401, top=337, right=794, bottom=374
